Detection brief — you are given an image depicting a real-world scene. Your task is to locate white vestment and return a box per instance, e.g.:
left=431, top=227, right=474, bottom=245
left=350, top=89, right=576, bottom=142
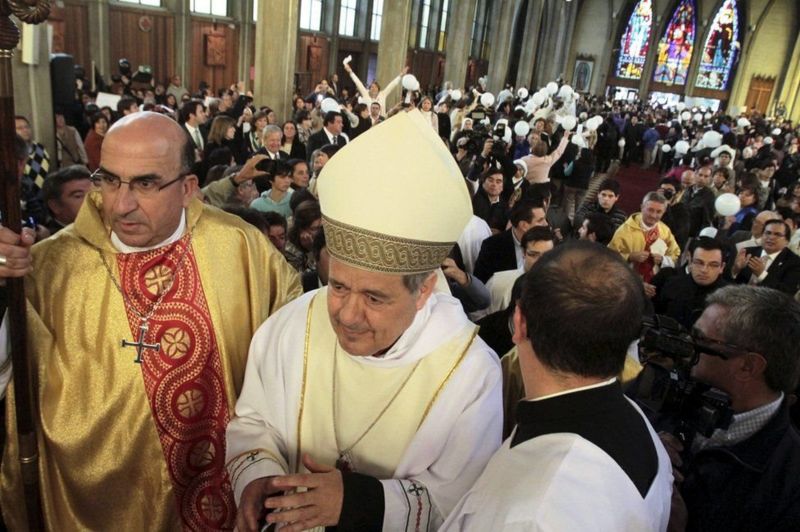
left=226, top=288, right=502, bottom=531
left=441, top=388, right=673, bottom=532
left=470, top=268, right=522, bottom=321
left=457, top=215, right=492, bottom=275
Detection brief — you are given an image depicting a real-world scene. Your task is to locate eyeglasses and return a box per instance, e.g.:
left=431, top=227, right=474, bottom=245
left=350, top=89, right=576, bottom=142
left=763, top=230, right=787, bottom=238
left=691, top=327, right=752, bottom=360
left=91, top=169, right=187, bottom=197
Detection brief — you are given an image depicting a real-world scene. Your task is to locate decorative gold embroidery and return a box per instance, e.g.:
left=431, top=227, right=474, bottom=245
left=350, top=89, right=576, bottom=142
left=323, top=215, right=455, bottom=274
left=295, top=293, right=316, bottom=472
left=417, top=327, right=479, bottom=430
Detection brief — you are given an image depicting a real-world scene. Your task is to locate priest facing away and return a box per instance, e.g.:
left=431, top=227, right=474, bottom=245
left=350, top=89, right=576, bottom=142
left=440, top=242, right=674, bottom=531
left=226, top=110, right=503, bottom=532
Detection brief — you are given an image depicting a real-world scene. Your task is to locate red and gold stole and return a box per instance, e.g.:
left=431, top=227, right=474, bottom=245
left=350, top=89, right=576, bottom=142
left=636, top=225, right=660, bottom=283
left=117, top=235, right=235, bottom=530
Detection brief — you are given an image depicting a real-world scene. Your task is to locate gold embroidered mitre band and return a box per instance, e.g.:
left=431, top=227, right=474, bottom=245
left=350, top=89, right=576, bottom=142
left=317, top=110, right=472, bottom=274
left=322, top=215, right=456, bottom=274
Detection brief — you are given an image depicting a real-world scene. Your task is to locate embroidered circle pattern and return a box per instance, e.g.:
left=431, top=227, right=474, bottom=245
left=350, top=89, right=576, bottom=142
left=117, top=237, right=234, bottom=530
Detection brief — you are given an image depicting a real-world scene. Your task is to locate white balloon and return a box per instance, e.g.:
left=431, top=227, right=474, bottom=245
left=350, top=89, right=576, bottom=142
left=585, top=117, right=601, bottom=131
left=715, top=193, right=741, bottom=216
left=676, top=102, right=686, bottom=112
left=502, top=128, right=512, bottom=144
left=700, top=106, right=707, bottom=113
left=737, top=117, right=751, bottom=128
left=450, top=89, right=462, bottom=101
left=517, top=87, right=529, bottom=99
left=497, top=89, right=513, bottom=105
left=662, top=144, right=672, bottom=153
left=674, top=140, right=690, bottom=155
left=681, top=111, right=691, bottom=122
left=546, top=82, right=559, bottom=95
left=410, top=79, right=420, bottom=91
left=531, top=92, right=545, bottom=106
left=772, top=127, right=782, bottom=136
left=480, top=92, right=495, bottom=107
left=557, top=85, right=573, bottom=99
left=693, top=113, right=703, bottom=123
left=561, top=116, right=577, bottom=131
left=702, top=131, right=723, bottom=149
left=401, top=74, right=417, bottom=90
left=618, top=138, right=626, bottom=147
left=514, top=121, right=531, bottom=137
left=579, top=112, right=588, bottom=121
left=320, top=97, right=340, bottom=114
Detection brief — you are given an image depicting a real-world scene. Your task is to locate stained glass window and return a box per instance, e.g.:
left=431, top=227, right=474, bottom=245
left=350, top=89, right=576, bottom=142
left=695, top=0, right=740, bottom=90
left=615, top=0, right=653, bottom=80
left=652, top=0, right=695, bottom=85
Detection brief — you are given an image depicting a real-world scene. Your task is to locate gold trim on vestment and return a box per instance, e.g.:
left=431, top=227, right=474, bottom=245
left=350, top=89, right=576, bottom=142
left=322, top=215, right=456, bottom=274
left=295, top=293, right=316, bottom=473
left=227, top=448, right=284, bottom=487
left=417, top=327, right=479, bottom=430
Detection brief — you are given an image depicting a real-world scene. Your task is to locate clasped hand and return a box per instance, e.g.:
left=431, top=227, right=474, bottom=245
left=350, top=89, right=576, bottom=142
left=236, top=454, right=344, bottom=532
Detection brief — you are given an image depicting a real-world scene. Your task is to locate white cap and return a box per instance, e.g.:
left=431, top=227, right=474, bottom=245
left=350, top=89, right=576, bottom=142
left=317, top=110, right=472, bottom=274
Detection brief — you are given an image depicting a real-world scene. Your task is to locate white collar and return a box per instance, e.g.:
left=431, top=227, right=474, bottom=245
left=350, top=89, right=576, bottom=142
left=528, top=377, right=617, bottom=402
left=111, top=209, right=187, bottom=253
left=761, top=248, right=782, bottom=260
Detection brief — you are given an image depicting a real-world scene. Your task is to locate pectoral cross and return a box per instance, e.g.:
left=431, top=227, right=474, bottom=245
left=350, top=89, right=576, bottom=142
left=121, top=321, right=160, bottom=364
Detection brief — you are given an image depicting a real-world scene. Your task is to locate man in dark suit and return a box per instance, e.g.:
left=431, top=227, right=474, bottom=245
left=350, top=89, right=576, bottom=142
left=255, top=125, right=290, bottom=160
left=178, top=100, right=207, bottom=159
left=731, top=219, right=800, bottom=295
left=473, top=199, right=548, bottom=283
left=306, top=111, right=348, bottom=162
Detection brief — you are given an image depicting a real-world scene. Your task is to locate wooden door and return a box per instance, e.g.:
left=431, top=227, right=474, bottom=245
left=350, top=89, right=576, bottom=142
left=745, top=76, right=775, bottom=114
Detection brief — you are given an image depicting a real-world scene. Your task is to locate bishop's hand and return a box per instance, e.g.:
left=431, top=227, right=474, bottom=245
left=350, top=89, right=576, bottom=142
left=0, top=227, right=35, bottom=279
left=263, top=453, right=344, bottom=532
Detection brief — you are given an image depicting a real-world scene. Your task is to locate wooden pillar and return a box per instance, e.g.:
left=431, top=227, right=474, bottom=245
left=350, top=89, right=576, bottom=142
left=376, top=0, right=412, bottom=109
left=443, top=0, right=478, bottom=90
left=254, top=0, right=299, bottom=122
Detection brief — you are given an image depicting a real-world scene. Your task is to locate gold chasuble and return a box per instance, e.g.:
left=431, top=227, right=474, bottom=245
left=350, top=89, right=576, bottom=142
left=0, top=192, right=301, bottom=530
left=299, top=291, right=476, bottom=478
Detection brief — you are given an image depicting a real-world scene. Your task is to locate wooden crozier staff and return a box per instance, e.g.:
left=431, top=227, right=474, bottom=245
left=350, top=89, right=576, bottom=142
left=0, top=1, right=51, bottom=529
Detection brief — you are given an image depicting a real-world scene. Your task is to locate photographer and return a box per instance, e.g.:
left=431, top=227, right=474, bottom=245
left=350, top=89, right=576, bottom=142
left=658, top=286, right=800, bottom=531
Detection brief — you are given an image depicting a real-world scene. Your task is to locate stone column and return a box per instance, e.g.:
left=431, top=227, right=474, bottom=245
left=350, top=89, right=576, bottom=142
left=13, top=22, right=54, bottom=156
left=516, top=0, right=543, bottom=90
left=237, top=0, right=256, bottom=90
left=443, top=0, right=478, bottom=90
left=86, top=0, right=111, bottom=78
left=254, top=0, right=299, bottom=122
left=778, top=29, right=800, bottom=121
left=486, top=0, right=517, bottom=93
left=166, top=0, right=191, bottom=86
left=376, top=0, right=412, bottom=109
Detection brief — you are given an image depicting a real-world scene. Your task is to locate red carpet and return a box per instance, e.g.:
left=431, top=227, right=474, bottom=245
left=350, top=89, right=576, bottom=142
left=611, top=164, right=664, bottom=214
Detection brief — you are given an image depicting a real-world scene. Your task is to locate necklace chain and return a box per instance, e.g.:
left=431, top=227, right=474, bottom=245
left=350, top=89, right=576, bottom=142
left=332, top=342, right=421, bottom=464
left=97, top=231, right=195, bottom=323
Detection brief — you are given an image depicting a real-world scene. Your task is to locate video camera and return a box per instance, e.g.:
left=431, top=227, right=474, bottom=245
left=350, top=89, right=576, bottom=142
left=628, top=315, right=733, bottom=447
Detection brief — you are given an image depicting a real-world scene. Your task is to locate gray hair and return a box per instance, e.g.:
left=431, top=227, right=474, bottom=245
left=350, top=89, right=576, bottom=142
left=402, top=271, right=436, bottom=294
left=262, top=124, right=282, bottom=140
left=642, top=191, right=668, bottom=206
left=706, top=285, right=800, bottom=393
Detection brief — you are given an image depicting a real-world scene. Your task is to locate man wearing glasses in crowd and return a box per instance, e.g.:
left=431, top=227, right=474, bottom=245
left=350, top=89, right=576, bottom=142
left=0, top=111, right=300, bottom=529
left=658, top=285, right=800, bottom=531
left=731, top=218, right=800, bottom=295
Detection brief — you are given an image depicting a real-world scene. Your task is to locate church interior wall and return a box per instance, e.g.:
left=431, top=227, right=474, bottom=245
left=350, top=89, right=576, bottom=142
left=728, top=0, right=798, bottom=115
left=567, top=0, right=620, bottom=95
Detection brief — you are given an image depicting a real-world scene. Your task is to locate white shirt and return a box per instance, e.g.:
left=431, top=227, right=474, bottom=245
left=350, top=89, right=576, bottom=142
left=755, top=248, right=781, bottom=282
left=184, top=123, right=203, bottom=150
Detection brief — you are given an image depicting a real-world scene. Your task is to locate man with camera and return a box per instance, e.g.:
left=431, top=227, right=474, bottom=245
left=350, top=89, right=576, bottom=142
left=658, top=285, right=800, bottom=531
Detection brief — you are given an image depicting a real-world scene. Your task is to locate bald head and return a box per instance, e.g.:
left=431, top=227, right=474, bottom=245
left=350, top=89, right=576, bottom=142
left=752, top=210, right=778, bottom=238
left=105, top=111, right=193, bottom=173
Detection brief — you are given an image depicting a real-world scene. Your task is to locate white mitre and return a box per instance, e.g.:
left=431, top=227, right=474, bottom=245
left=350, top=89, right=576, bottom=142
left=317, top=109, right=472, bottom=274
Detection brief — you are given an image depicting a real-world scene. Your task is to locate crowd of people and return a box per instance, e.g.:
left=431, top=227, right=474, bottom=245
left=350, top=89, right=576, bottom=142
left=4, top=58, right=800, bottom=531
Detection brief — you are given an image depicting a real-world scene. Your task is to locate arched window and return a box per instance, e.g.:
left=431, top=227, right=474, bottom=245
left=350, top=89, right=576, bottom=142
left=695, top=0, right=741, bottom=90
left=653, top=0, right=696, bottom=85
left=615, top=0, right=654, bottom=80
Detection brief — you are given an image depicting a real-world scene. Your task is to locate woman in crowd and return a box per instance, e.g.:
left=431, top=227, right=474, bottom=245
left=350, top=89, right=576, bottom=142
left=84, top=112, right=108, bottom=171
left=725, top=177, right=761, bottom=235
left=245, top=109, right=269, bottom=156
left=204, top=115, right=244, bottom=164
left=281, top=121, right=307, bottom=160
left=347, top=103, right=371, bottom=140
left=284, top=199, right=322, bottom=272
left=419, top=96, right=439, bottom=132
left=343, top=61, right=407, bottom=118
